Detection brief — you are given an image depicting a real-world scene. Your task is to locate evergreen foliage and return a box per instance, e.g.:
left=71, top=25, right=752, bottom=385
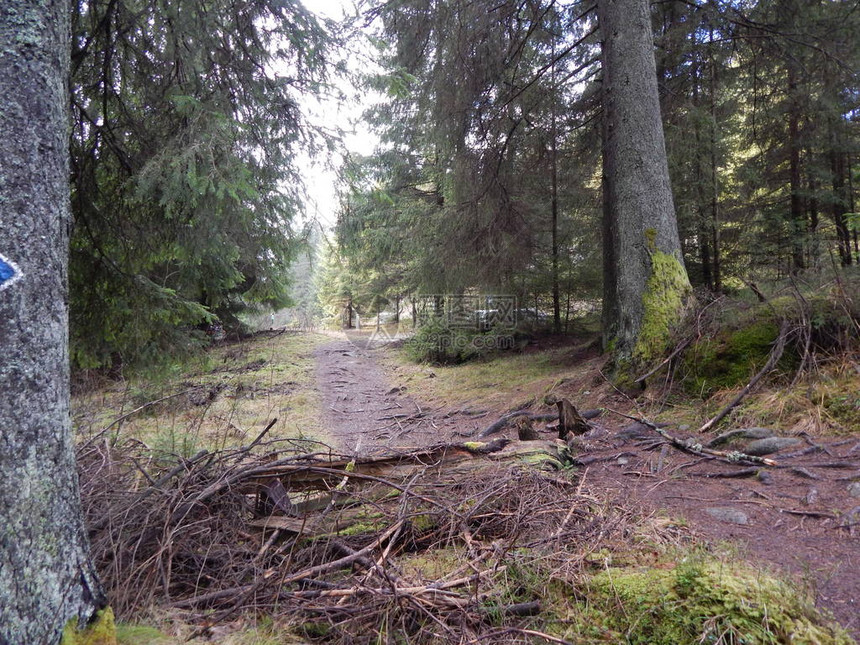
left=66, top=0, right=860, bottom=366
left=69, top=0, right=335, bottom=367
left=327, top=0, right=859, bottom=348
left=332, top=0, right=603, bottom=326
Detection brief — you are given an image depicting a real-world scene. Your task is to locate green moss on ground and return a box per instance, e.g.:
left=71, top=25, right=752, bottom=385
left=684, top=320, right=796, bottom=396
left=115, top=623, right=173, bottom=645
left=823, top=391, right=860, bottom=428
left=568, top=560, right=852, bottom=644
left=62, top=608, right=117, bottom=645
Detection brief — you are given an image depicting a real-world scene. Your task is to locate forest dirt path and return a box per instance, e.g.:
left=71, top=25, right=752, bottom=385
left=313, top=333, right=471, bottom=455
left=313, top=336, right=859, bottom=639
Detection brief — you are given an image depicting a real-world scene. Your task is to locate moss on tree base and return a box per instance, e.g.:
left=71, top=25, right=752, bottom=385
left=608, top=248, right=692, bottom=389
left=633, top=250, right=692, bottom=366
left=61, top=607, right=117, bottom=645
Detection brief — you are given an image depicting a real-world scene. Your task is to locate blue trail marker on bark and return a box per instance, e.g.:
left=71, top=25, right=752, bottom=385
left=0, top=253, right=22, bottom=291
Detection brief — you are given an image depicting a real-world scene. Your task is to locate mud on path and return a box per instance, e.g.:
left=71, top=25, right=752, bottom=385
left=314, top=334, right=473, bottom=455
left=313, top=336, right=860, bottom=639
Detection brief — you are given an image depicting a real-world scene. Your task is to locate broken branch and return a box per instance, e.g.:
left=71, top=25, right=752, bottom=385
left=605, top=409, right=777, bottom=467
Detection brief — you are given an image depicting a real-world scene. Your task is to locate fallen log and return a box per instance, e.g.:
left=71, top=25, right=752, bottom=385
left=237, top=439, right=574, bottom=538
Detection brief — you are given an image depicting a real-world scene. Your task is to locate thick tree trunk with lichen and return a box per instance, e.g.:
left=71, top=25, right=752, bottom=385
left=598, top=0, right=691, bottom=383
left=0, top=1, right=106, bottom=642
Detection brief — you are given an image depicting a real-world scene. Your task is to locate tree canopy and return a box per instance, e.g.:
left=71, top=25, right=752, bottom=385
left=328, top=0, right=859, bottom=345
left=59, top=0, right=860, bottom=368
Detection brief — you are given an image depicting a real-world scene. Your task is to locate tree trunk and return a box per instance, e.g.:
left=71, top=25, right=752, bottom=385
left=598, top=0, right=691, bottom=381
left=787, top=62, right=806, bottom=273
left=0, top=1, right=106, bottom=642
left=550, top=16, right=561, bottom=334
left=848, top=153, right=859, bottom=262
left=807, top=159, right=820, bottom=269
left=830, top=146, right=852, bottom=266
left=708, top=30, right=722, bottom=293
left=692, top=50, right=713, bottom=290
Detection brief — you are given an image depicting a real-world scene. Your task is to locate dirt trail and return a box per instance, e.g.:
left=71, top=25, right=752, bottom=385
left=314, top=334, right=470, bottom=455
left=576, top=423, right=860, bottom=639
left=313, top=338, right=859, bottom=639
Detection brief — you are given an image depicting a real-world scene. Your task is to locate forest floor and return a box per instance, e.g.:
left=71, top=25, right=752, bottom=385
left=73, top=326, right=860, bottom=643
left=314, top=328, right=860, bottom=639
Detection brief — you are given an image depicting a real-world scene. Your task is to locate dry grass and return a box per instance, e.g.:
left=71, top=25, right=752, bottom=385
left=72, top=331, right=332, bottom=453
left=379, top=339, right=606, bottom=414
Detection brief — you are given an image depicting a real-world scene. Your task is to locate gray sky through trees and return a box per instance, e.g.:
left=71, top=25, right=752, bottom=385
left=299, top=0, right=379, bottom=228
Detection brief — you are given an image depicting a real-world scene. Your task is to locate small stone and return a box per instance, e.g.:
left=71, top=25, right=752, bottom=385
left=705, top=507, right=749, bottom=525
left=848, top=482, right=860, bottom=498
left=744, top=437, right=802, bottom=456
left=757, top=471, right=775, bottom=485
left=616, top=423, right=651, bottom=440
left=740, top=427, right=776, bottom=440
left=617, top=456, right=629, bottom=466
left=706, top=427, right=775, bottom=448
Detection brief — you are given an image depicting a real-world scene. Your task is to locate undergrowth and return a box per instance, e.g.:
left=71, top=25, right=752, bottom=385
left=677, top=270, right=859, bottom=399
left=404, top=319, right=519, bottom=364
left=76, top=430, right=852, bottom=644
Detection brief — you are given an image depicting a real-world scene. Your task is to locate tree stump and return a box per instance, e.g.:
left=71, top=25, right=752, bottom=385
left=556, top=398, right=590, bottom=439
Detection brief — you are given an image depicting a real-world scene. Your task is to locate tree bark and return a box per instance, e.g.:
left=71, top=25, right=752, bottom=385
left=598, top=0, right=691, bottom=379
left=550, top=14, right=561, bottom=334
left=787, top=61, right=806, bottom=273
left=708, top=30, right=722, bottom=292
left=0, top=1, right=105, bottom=642
left=830, top=145, right=852, bottom=266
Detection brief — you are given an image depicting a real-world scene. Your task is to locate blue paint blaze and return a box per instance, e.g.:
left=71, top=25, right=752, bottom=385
left=0, top=254, right=21, bottom=289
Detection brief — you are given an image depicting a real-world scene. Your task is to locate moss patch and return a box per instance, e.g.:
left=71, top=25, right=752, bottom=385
left=62, top=608, right=117, bottom=645
left=823, top=391, right=860, bottom=428
left=576, top=560, right=852, bottom=644
left=684, top=320, right=792, bottom=396
left=633, top=250, right=692, bottom=366
left=115, top=623, right=173, bottom=645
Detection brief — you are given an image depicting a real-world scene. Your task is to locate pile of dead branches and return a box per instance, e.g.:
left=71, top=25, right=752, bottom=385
left=76, top=430, right=670, bottom=643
